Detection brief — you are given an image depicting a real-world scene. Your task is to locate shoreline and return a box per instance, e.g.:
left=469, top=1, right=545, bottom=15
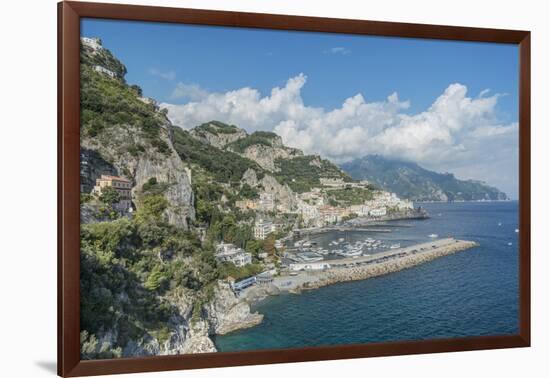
left=239, top=238, right=478, bottom=305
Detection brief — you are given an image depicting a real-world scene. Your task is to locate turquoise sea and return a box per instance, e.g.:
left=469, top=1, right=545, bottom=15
left=214, top=201, right=519, bottom=351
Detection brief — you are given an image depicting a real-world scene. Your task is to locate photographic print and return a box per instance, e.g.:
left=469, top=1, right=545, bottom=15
left=78, top=18, right=520, bottom=359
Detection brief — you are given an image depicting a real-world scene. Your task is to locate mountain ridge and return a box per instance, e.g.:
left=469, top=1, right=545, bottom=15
left=341, top=155, right=508, bottom=202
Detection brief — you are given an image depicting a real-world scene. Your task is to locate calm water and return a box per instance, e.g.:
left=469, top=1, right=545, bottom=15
left=214, top=201, right=519, bottom=351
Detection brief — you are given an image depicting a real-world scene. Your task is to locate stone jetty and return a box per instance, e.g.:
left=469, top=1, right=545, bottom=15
left=268, top=238, right=479, bottom=293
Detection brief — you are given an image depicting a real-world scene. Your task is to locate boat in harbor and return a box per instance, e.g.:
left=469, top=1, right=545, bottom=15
left=297, top=251, right=324, bottom=262
left=336, top=249, right=363, bottom=257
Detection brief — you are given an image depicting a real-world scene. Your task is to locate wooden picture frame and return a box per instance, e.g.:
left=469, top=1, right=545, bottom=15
left=58, top=1, right=531, bottom=376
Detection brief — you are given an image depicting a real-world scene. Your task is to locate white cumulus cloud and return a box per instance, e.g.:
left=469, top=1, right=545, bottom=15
left=161, top=74, right=518, bottom=197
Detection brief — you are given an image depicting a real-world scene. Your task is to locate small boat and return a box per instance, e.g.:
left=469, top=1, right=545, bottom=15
left=498, top=222, right=502, bottom=226
left=390, top=243, right=401, bottom=249
left=507, top=242, right=513, bottom=246
left=428, top=234, right=438, bottom=238
left=515, top=229, right=519, bottom=233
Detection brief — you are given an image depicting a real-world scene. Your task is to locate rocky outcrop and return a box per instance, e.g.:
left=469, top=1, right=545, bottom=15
left=204, top=281, right=264, bottom=335
left=241, top=168, right=259, bottom=187
left=190, top=122, right=247, bottom=149
left=241, top=168, right=298, bottom=212
left=240, top=143, right=302, bottom=171
left=260, top=174, right=298, bottom=210
left=81, top=121, right=194, bottom=229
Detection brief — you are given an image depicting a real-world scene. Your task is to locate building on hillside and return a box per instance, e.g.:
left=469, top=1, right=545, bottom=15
left=298, top=202, right=319, bottom=222
left=254, top=218, right=276, bottom=240
left=369, top=207, right=387, bottom=217
left=235, top=199, right=259, bottom=211
left=318, top=205, right=342, bottom=224
left=349, top=204, right=371, bottom=217
left=94, top=65, right=117, bottom=78
left=258, top=193, right=275, bottom=211
left=215, top=243, right=252, bottom=267
left=398, top=199, right=414, bottom=211
left=92, top=175, right=132, bottom=212
left=231, top=276, right=256, bottom=292
left=319, top=178, right=346, bottom=188
left=81, top=37, right=102, bottom=51
left=256, top=271, right=274, bottom=286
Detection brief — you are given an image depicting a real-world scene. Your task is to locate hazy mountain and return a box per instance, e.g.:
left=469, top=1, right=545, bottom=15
left=340, top=155, right=508, bottom=202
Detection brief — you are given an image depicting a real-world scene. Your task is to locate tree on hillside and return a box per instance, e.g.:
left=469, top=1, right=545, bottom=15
left=99, top=186, right=120, bottom=205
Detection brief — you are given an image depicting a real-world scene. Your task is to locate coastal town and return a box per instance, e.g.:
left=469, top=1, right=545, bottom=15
left=83, top=166, right=435, bottom=297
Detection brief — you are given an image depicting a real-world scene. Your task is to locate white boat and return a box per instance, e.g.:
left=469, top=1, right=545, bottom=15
left=515, top=229, right=519, bottom=233
left=338, top=249, right=363, bottom=257
left=390, top=243, right=401, bottom=249
left=428, top=234, right=438, bottom=238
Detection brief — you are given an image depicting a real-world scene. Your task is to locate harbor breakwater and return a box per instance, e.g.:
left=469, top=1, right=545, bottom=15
left=241, top=238, right=479, bottom=302
left=297, top=239, right=478, bottom=291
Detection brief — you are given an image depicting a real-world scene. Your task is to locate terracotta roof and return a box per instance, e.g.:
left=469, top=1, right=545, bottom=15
left=100, top=175, right=131, bottom=183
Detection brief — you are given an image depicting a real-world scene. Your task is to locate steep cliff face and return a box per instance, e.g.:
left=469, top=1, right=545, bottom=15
left=204, top=281, right=263, bottom=335
left=81, top=287, right=216, bottom=359
left=80, top=37, right=194, bottom=228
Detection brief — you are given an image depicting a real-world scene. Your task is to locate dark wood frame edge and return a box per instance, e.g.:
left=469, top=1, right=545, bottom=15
left=58, top=1, right=531, bottom=376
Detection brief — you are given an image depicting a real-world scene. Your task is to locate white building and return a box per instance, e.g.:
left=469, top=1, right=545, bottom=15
left=349, top=204, right=371, bottom=217
left=319, top=178, right=346, bottom=188
left=258, top=193, right=274, bottom=211
left=254, top=219, right=275, bottom=240
left=94, top=65, right=117, bottom=78
left=369, top=207, right=387, bottom=217
left=298, top=201, right=319, bottom=221
left=289, top=262, right=331, bottom=271
left=81, top=37, right=102, bottom=51
left=398, top=199, right=414, bottom=210
left=215, top=243, right=252, bottom=267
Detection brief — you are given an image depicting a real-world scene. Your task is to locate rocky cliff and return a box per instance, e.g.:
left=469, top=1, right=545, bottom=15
left=80, top=37, right=194, bottom=228
left=189, top=121, right=247, bottom=149
left=204, top=281, right=263, bottom=335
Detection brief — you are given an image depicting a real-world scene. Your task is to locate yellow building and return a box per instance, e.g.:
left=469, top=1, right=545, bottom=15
left=93, top=175, right=132, bottom=211
left=235, top=199, right=259, bottom=211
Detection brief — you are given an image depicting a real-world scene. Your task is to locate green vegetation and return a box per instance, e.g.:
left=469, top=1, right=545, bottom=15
left=226, top=131, right=278, bottom=153
left=80, top=189, right=222, bottom=359
left=326, top=187, right=375, bottom=206
left=217, top=262, right=264, bottom=281
left=275, top=156, right=352, bottom=193
left=172, top=127, right=265, bottom=184
left=81, top=40, right=127, bottom=78
left=99, top=186, right=120, bottom=205
left=194, top=121, right=239, bottom=135
left=80, top=47, right=170, bottom=155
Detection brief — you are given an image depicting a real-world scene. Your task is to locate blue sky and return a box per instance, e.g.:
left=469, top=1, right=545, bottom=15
left=81, top=18, right=519, bottom=198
